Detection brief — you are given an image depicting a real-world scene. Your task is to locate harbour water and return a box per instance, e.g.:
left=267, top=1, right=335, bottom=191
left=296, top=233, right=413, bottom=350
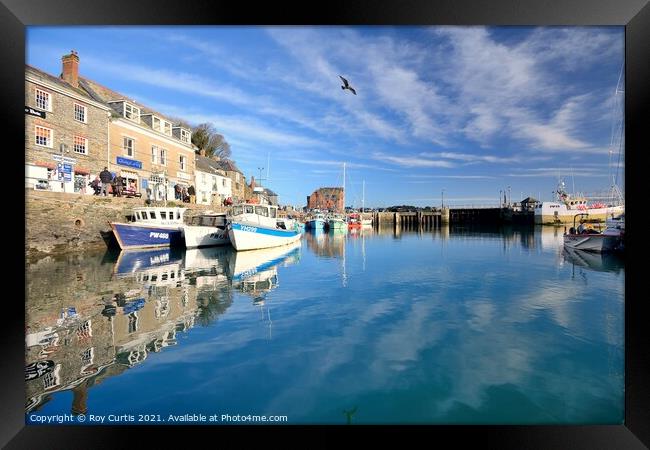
left=25, top=225, right=624, bottom=425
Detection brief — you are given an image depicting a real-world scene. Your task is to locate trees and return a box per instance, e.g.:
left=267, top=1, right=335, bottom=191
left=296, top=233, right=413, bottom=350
left=191, top=122, right=231, bottom=160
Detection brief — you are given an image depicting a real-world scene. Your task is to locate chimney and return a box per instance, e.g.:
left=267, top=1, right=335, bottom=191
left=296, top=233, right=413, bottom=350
left=61, top=50, right=80, bottom=87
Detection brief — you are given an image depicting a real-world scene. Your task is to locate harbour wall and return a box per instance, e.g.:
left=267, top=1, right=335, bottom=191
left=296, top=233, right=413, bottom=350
left=25, top=189, right=223, bottom=258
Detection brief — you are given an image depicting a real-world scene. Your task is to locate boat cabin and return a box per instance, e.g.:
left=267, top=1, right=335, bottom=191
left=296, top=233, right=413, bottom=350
left=132, top=207, right=186, bottom=225
left=188, top=212, right=227, bottom=228
left=231, top=203, right=279, bottom=219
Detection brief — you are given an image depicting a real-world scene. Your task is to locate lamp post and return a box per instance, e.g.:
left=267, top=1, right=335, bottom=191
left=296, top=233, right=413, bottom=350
left=257, top=167, right=264, bottom=187
left=499, top=189, right=502, bottom=207
left=507, top=186, right=511, bottom=207
left=441, top=188, right=445, bottom=209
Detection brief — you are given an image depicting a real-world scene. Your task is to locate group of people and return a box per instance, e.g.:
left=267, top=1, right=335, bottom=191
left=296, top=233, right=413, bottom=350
left=174, top=184, right=195, bottom=203
left=89, top=167, right=137, bottom=197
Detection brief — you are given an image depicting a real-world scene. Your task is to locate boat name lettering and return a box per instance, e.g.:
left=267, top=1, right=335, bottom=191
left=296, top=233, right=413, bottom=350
left=149, top=232, right=169, bottom=239
left=241, top=225, right=257, bottom=233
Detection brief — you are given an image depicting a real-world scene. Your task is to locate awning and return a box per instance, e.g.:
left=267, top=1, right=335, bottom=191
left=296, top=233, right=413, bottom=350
left=33, top=161, right=56, bottom=170
left=74, top=167, right=90, bottom=175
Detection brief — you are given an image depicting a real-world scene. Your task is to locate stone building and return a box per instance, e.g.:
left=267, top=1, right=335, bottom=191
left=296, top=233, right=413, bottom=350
left=307, top=187, right=344, bottom=212
left=26, top=50, right=196, bottom=200
left=194, top=154, right=232, bottom=206
left=25, top=52, right=112, bottom=193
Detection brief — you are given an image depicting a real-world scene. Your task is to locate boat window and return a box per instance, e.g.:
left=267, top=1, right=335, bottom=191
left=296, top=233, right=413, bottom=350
left=141, top=211, right=149, bottom=220
left=232, top=206, right=243, bottom=216
left=244, top=205, right=254, bottom=214
left=150, top=211, right=157, bottom=220
left=255, top=206, right=269, bottom=217
left=160, top=211, right=167, bottom=220
left=135, top=212, right=141, bottom=220
left=168, top=211, right=174, bottom=220
left=270, top=208, right=277, bottom=218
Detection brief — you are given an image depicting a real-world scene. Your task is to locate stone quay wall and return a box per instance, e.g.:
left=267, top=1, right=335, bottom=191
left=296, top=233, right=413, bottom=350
left=25, top=189, right=224, bottom=258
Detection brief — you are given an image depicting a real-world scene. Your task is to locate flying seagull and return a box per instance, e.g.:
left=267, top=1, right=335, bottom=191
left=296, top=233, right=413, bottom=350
left=339, top=75, right=357, bottom=95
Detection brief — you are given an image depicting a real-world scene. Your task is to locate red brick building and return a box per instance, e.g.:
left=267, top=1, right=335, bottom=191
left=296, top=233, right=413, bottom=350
left=307, top=187, right=344, bottom=212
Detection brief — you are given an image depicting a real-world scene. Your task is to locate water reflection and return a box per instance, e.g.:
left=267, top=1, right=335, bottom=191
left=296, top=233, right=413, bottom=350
left=25, top=243, right=301, bottom=413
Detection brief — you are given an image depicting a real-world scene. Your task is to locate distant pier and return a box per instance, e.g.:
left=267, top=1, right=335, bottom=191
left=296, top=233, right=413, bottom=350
left=372, top=206, right=533, bottom=229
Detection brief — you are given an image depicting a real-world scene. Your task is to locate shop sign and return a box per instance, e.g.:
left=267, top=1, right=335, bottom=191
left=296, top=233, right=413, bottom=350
left=52, top=154, right=77, bottom=164
left=177, top=172, right=191, bottom=180
left=25, top=106, right=46, bottom=118
left=57, top=163, right=73, bottom=182
left=116, top=156, right=143, bottom=169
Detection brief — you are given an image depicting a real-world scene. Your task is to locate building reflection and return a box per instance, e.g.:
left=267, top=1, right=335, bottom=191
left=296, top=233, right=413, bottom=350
left=25, top=242, right=302, bottom=413
left=304, top=228, right=345, bottom=258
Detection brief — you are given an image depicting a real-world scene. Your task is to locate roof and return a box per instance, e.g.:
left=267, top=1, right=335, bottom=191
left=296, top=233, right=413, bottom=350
left=521, top=197, right=539, bottom=203
left=195, top=155, right=227, bottom=176
left=26, top=65, right=96, bottom=102
left=213, top=159, right=242, bottom=174
left=262, top=188, right=277, bottom=197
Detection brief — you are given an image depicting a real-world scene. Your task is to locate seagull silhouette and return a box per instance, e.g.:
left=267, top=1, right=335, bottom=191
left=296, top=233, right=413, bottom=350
left=339, top=75, right=357, bottom=95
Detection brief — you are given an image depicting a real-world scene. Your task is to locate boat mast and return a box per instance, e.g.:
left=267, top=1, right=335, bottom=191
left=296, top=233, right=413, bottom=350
left=362, top=179, right=365, bottom=213
left=342, top=162, right=346, bottom=214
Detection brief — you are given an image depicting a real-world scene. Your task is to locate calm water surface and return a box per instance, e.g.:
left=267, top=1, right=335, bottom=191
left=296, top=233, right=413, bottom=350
left=25, top=225, right=624, bottom=424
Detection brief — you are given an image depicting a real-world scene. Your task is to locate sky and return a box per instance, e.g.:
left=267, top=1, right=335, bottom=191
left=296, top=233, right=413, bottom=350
left=26, top=26, right=625, bottom=208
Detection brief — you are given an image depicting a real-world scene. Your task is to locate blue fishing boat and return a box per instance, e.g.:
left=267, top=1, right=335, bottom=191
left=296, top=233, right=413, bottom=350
left=305, top=212, right=326, bottom=230
left=110, top=207, right=187, bottom=250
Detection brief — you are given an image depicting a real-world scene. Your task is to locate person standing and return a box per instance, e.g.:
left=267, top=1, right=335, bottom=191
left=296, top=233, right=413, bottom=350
left=99, top=167, right=112, bottom=197
left=188, top=185, right=196, bottom=204
left=115, top=174, right=124, bottom=197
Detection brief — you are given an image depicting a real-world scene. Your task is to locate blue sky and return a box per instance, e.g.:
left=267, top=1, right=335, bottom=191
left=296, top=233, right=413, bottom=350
left=27, top=26, right=624, bottom=207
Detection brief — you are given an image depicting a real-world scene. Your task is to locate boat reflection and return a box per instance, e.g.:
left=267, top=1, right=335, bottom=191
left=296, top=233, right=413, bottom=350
left=562, top=247, right=625, bottom=273
left=25, top=242, right=302, bottom=414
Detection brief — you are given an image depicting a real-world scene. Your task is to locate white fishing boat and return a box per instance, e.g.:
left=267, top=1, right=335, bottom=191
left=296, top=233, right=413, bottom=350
left=110, top=207, right=187, bottom=250
left=227, top=202, right=302, bottom=251
left=182, top=211, right=230, bottom=248
left=534, top=180, right=624, bottom=225
left=563, top=213, right=622, bottom=253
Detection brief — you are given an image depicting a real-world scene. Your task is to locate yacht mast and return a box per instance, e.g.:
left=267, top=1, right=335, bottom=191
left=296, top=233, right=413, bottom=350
left=362, top=179, right=365, bottom=213
left=342, top=162, right=346, bottom=214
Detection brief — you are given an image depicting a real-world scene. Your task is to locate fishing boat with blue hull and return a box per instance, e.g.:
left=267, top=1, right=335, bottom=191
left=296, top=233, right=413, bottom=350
left=110, top=207, right=187, bottom=250
left=227, top=203, right=302, bottom=251
left=305, top=212, right=326, bottom=230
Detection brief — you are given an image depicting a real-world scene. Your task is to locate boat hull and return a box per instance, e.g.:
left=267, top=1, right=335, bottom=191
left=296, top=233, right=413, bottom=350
left=327, top=220, right=346, bottom=230
left=535, top=204, right=624, bottom=225
left=182, top=225, right=230, bottom=248
left=563, top=233, right=619, bottom=252
left=228, top=222, right=302, bottom=251
left=306, top=219, right=326, bottom=230
left=110, top=222, right=183, bottom=250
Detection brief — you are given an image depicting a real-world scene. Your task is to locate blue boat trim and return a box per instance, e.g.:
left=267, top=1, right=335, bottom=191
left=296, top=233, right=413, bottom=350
left=111, top=222, right=183, bottom=250
left=230, top=222, right=301, bottom=238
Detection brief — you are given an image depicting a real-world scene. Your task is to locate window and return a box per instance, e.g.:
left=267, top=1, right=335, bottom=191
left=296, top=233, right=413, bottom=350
left=123, top=137, right=134, bottom=157
left=160, top=148, right=167, bottom=165
left=201, top=172, right=206, bottom=183
left=124, top=103, right=140, bottom=122
left=160, top=211, right=167, bottom=220
left=150, top=211, right=157, bottom=219
left=180, top=155, right=187, bottom=171
left=35, top=126, right=53, bottom=147
left=73, top=136, right=88, bottom=155
left=255, top=206, right=269, bottom=217
left=244, top=205, right=254, bottom=214
left=270, top=208, right=277, bottom=218
left=180, top=128, right=191, bottom=143
left=163, top=121, right=172, bottom=136
left=74, top=103, right=87, bottom=123
left=151, top=145, right=158, bottom=164
left=35, top=88, right=51, bottom=111
left=232, top=206, right=243, bottom=216
left=152, top=116, right=161, bottom=131
left=222, top=178, right=226, bottom=187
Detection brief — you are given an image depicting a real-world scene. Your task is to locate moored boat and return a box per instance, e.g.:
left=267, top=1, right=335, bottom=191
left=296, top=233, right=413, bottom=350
left=227, top=202, right=302, bottom=251
left=305, top=212, right=326, bottom=230
left=563, top=213, right=622, bottom=253
left=110, top=207, right=187, bottom=250
left=326, top=214, right=347, bottom=230
left=182, top=211, right=230, bottom=248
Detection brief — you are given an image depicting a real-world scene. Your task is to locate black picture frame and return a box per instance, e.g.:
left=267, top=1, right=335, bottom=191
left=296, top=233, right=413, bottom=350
left=3, top=0, right=648, bottom=447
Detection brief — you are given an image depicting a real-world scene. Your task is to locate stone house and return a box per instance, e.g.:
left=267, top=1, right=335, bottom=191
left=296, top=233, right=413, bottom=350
left=213, top=159, right=247, bottom=203
left=25, top=51, right=112, bottom=193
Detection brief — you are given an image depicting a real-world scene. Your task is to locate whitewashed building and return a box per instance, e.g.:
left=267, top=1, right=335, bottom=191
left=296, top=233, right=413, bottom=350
left=195, top=155, right=232, bottom=206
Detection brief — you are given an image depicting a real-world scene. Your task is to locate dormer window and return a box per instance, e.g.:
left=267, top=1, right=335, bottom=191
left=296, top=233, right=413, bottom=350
left=123, top=103, right=140, bottom=122
left=163, top=121, right=172, bottom=136
left=180, top=128, right=190, bottom=143
left=152, top=116, right=161, bottom=131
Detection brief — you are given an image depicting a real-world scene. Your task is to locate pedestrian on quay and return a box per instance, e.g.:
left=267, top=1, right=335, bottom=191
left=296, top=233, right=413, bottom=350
left=182, top=187, right=188, bottom=203
left=115, top=174, right=124, bottom=197
left=99, top=167, right=112, bottom=197
left=188, top=185, right=196, bottom=204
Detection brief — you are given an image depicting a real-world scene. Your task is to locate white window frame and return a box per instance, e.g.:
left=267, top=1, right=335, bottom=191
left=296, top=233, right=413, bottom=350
left=160, top=148, right=167, bottom=166
left=123, top=103, right=140, bottom=123
left=163, top=121, right=172, bottom=136
left=74, top=103, right=87, bottom=123
left=152, top=116, right=161, bottom=132
left=123, top=136, right=135, bottom=157
left=151, top=145, right=158, bottom=164
left=35, top=125, right=53, bottom=148
left=35, top=88, right=52, bottom=112
left=180, top=128, right=191, bottom=143
left=73, top=135, right=88, bottom=155
left=201, top=172, right=206, bottom=183
left=179, top=155, right=187, bottom=171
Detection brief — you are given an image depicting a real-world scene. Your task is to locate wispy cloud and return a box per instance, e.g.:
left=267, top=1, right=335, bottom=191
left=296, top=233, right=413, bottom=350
left=372, top=152, right=455, bottom=168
